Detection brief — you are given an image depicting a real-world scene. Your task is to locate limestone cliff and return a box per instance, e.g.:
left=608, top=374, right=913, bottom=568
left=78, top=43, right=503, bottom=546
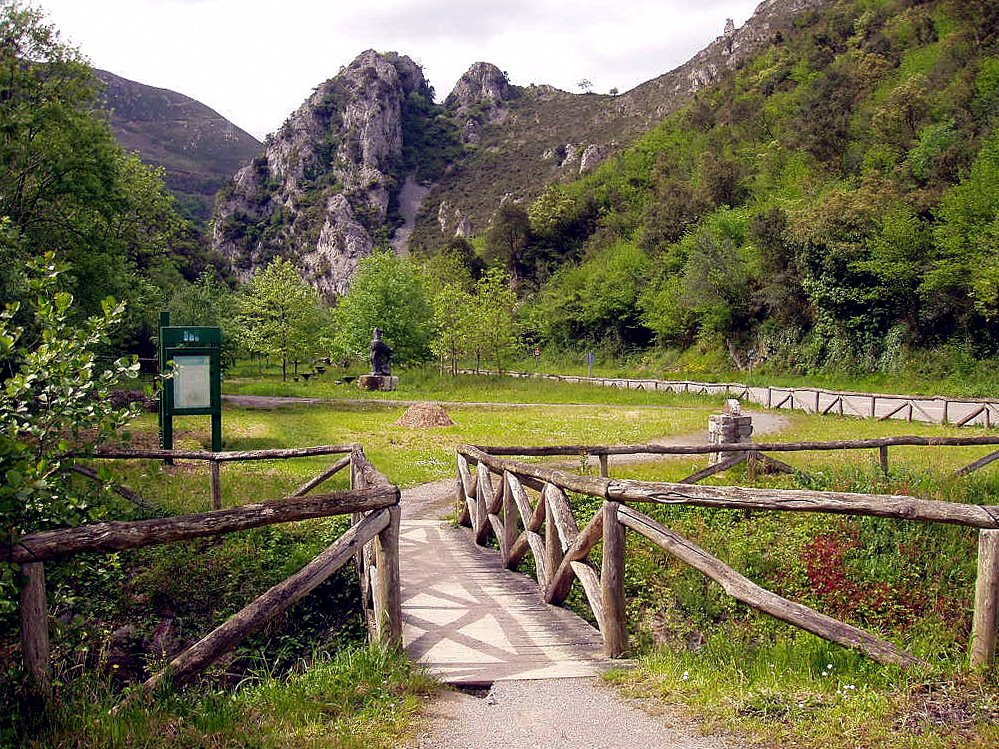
left=212, top=50, right=447, bottom=298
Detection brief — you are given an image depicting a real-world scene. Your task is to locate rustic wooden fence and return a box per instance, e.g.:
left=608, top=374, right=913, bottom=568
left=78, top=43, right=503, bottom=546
left=3, top=444, right=401, bottom=702
left=476, top=370, right=999, bottom=428
left=455, top=441, right=999, bottom=670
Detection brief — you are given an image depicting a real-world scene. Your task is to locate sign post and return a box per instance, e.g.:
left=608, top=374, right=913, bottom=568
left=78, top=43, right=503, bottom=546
left=159, top=314, right=223, bottom=452
left=586, top=351, right=596, bottom=378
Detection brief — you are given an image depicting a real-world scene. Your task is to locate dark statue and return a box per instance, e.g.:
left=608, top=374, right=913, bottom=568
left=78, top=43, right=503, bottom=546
left=370, top=328, right=393, bottom=376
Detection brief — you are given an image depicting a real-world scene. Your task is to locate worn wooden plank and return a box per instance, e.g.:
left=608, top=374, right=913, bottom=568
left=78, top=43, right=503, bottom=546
left=291, top=455, right=351, bottom=497
left=601, top=501, right=628, bottom=658
left=475, top=463, right=494, bottom=545
left=679, top=454, right=746, bottom=484
left=546, top=511, right=604, bottom=605
left=400, top=519, right=606, bottom=684
left=617, top=506, right=922, bottom=667
left=956, top=449, right=999, bottom=477
left=5, top=487, right=399, bottom=563
left=82, top=444, right=356, bottom=462
left=69, top=464, right=159, bottom=513
left=471, top=435, right=999, bottom=458
left=545, top=484, right=580, bottom=551
left=374, top=506, right=402, bottom=645
left=971, top=530, right=999, bottom=669
left=20, top=562, right=49, bottom=697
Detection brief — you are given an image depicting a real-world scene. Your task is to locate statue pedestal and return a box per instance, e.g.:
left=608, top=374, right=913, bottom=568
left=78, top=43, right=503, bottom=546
left=358, top=374, right=398, bottom=391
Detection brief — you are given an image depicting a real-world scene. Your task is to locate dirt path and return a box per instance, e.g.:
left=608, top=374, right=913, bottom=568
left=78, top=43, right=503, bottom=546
left=413, top=679, right=732, bottom=749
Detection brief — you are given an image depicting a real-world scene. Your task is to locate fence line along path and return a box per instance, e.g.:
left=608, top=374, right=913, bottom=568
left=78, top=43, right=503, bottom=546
left=399, top=484, right=608, bottom=685
left=466, top=370, right=999, bottom=428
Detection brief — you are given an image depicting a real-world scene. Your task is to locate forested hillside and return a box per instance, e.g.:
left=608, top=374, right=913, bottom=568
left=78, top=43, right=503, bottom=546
left=505, top=0, right=999, bottom=373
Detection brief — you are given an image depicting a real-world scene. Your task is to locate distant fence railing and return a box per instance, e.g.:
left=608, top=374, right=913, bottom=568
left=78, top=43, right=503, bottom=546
left=455, top=439, right=999, bottom=672
left=467, top=370, right=999, bottom=428
left=3, top=444, right=401, bottom=704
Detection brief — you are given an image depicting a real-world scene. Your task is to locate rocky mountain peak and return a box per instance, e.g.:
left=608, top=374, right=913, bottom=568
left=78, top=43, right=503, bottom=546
left=213, top=49, right=433, bottom=298
left=446, top=62, right=511, bottom=110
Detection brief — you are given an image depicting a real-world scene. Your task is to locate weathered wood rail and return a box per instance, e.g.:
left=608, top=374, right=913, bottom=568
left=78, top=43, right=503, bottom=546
left=477, top=434, right=999, bottom=480
left=467, top=370, right=999, bottom=428
left=4, top=444, right=401, bottom=702
left=455, top=441, right=999, bottom=671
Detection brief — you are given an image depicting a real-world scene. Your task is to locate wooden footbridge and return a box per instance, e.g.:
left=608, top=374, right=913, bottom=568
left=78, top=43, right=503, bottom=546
left=8, top=435, right=999, bottom=702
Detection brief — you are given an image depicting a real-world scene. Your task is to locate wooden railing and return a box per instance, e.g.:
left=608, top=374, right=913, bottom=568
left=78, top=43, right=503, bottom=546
left=4, top=444, right=401, bottom=702
left=472, top=370, right=999, bottom=428
left=477, top=434, right=999, bottom=480
left=455, top=441, right=999, bottom=670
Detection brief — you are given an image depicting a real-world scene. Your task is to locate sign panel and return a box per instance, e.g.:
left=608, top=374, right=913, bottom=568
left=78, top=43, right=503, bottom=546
left=173, top=354, right=212, bottom=410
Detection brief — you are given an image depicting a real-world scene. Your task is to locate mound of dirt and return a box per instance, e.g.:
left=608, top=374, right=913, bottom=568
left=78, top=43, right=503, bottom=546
left=397, top=401, right=456, bottom=428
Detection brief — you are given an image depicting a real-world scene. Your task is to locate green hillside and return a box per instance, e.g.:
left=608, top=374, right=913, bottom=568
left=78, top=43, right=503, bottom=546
left=504, top=0, right=999, bottom=373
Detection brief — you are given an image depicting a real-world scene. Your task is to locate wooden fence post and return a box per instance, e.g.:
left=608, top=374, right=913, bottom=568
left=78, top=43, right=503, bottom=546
left=942, top=399, right=949, bottom=425
left=971, top=529, right=999, bottom=669
left=544, top=487, right=562, bottom=591
left=870, top=395, right=877, bottom=418
left=601, top=501, right=627, bottom=657
left=374, top=505, right=402, bottom=645
left=20, top=562, right=50, bottom=699
left=879, top=446, right=889, bottom=477
left=814, top=390, right=820, bottom=413
left=210, top=460, right=222, bottom=510
left=598, top=454, right=609, bottom=478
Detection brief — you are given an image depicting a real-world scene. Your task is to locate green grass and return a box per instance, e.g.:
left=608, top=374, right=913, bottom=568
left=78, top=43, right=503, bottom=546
left=223, top=365, right=728, bottom=407
left=13, top=371, right=999, bottom=748
left=19, top=646, right=437, bottom=749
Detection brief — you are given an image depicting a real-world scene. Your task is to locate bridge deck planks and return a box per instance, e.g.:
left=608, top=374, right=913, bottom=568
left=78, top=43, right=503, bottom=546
left=399, top=519, right=609, bottom=684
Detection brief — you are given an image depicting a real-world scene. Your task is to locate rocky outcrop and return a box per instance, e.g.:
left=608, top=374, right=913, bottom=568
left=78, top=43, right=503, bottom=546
left=446, top=62, right=515, bottom=144
left=212, top=50, right=427, bottom=298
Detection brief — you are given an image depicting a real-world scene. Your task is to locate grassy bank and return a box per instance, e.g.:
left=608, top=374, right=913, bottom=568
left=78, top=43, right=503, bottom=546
left=593, top=412, right=999, bottom=748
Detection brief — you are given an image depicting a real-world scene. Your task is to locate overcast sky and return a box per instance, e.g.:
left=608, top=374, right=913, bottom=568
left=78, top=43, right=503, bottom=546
left=35, top=0, right=761, bottom=141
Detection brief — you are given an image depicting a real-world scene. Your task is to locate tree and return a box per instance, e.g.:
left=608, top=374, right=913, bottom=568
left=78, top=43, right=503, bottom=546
left=483, top=203, right=531, bottom=284
left=0, top=2, right=189, bottom=336
left=465, top=267, right=517, bottom=372
left=237, top=258, right=328, bottom=381
left=430, top=282, right=474, bottom=375
left=578, top=79, right=594, bottom=93
left=169, top=269, right=239, bottom=366
left=333, top=251, right=433, bottom=365
left=0, top=254, right=138, bottom=610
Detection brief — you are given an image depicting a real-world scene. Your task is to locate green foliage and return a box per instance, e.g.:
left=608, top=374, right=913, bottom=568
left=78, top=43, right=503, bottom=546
left=0, top=2, right=191, bottom=341
left=236, top=258, right=329, bottom=380
left=333, top=251, right=433, bottom=364
left=507, top=0, right=999, bottom=368
left=168, top=269, right=239, bottom=366
left=530, top=240, right=650, bottom=350
left=0, top=255, right=138, bottom=610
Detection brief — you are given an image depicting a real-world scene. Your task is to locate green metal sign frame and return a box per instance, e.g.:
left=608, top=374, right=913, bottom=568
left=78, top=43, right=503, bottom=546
left=159, top=313, right=223, bottom=451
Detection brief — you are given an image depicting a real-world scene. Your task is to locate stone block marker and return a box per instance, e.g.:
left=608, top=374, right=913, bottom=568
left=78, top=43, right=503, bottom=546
left=358, top=374, right=399, bottom=391
left=709, top=399, right=753, bottom=464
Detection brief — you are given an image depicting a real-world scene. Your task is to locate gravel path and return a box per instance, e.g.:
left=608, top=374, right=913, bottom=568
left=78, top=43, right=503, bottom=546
left=412, top=678, right=734, bottom=749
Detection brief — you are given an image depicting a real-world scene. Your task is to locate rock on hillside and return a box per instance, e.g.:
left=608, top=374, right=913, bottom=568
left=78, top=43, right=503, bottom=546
left=410, top=0, right=830, bottom=248
left=97, top=70, right=260, bottom=227
left=212, top=50, right=456, bottom=298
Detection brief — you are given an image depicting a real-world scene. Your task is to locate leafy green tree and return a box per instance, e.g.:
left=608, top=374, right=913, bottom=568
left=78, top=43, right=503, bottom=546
left=237, top=258, right=328, bottom=381
left=169, top=269, right=239, bottom=366
left=465, top=267, right=517, bottom=372
left=483, top=203, right=531, bottom=284
left=333, top=251, right=433, bottom=365
left=0, top=255, right=138, bottom=611
left=430, top=282, right=475, bottom=375
left=0, top=2, right=189, bottom=332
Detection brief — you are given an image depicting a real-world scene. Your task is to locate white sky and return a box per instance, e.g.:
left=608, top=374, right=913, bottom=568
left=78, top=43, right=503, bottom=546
left=35, top=0, right=760, bottom=141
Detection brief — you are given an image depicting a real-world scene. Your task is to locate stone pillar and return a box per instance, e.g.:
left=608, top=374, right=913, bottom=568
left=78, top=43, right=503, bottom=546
left=709, top=399, right=753, bottom=464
